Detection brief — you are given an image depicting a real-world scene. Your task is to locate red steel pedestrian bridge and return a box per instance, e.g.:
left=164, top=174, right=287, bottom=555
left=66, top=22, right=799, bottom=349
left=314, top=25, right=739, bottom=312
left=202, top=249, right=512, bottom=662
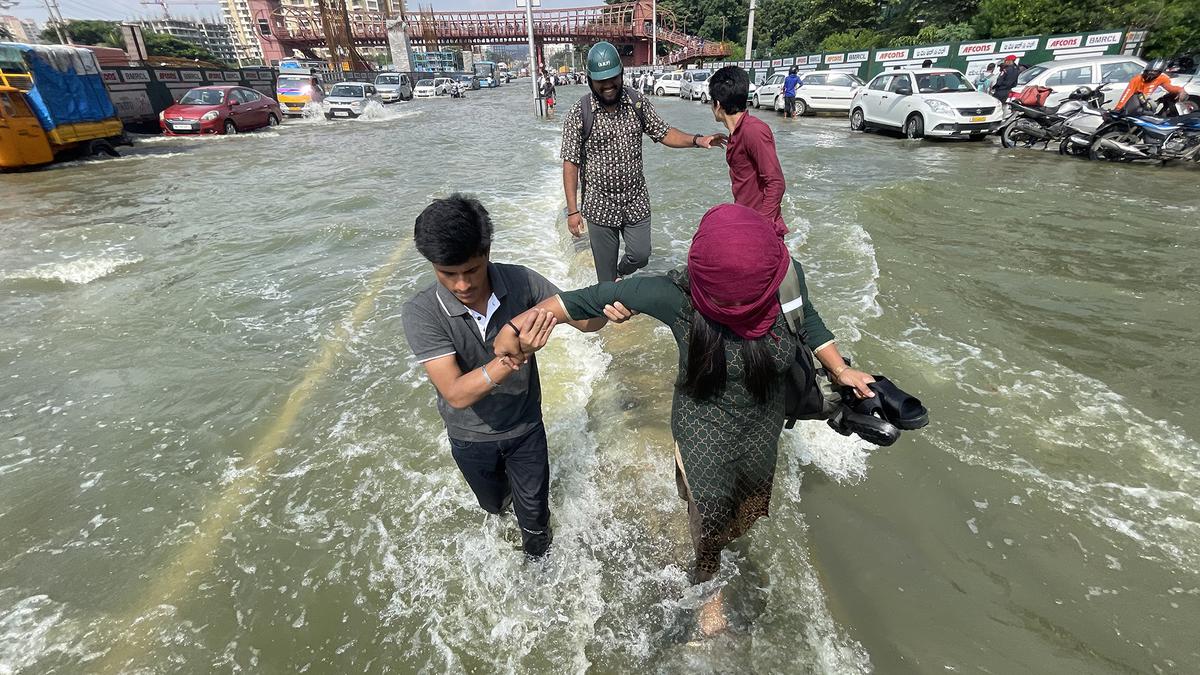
left=262, top=0, right=729, bottom=66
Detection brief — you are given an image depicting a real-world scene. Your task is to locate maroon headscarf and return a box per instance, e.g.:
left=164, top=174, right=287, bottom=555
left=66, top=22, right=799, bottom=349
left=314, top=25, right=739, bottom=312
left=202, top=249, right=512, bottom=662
left=688, top=203, right=791, bottom=340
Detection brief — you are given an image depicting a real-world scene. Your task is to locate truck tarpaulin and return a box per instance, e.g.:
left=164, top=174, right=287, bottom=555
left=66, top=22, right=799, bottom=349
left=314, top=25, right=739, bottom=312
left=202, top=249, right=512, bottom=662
left=3, top=43, right=117, bottom=131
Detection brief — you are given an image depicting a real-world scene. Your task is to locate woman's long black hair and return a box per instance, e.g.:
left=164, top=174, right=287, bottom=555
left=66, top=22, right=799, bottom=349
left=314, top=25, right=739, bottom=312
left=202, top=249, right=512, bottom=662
left=681, top=309, right=776, bottom=405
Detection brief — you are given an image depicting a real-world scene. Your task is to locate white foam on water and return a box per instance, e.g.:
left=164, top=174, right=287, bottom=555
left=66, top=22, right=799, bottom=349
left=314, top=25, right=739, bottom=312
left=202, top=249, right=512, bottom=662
left=0, top=594, right=83, bottom=674
left=2, top=254, right=142, bottom=285
left=55, top=151, right=191, bottom=168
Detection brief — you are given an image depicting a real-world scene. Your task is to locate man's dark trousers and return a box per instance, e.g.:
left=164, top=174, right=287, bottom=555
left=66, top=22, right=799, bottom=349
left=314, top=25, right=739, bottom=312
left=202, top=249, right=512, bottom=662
left=588, top=216, right=651, bottom=282
left=449, top=423, right=552, bottom=556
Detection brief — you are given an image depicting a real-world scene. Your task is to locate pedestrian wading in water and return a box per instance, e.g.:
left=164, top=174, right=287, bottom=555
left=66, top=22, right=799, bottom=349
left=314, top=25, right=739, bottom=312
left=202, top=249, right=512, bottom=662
left=709, top=66, right=789, bottom=236
left=561, top=41, right=729, bottom=282
left=401, top=195, right=617, bottom=557
left=494, top=204, right=877, bottom=588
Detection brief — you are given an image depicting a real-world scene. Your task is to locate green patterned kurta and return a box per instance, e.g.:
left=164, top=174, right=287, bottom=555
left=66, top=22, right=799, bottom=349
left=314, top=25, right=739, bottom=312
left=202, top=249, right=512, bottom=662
left=559, top=264, right=834, bottom=578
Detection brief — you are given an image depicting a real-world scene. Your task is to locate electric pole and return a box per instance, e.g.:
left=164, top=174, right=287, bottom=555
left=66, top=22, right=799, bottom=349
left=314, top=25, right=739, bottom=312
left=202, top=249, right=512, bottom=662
left=744, top=0, right=755, bottom=60
left=141, top=0, right=171, bottom=20
left=41, top=0, right=70, bottom=44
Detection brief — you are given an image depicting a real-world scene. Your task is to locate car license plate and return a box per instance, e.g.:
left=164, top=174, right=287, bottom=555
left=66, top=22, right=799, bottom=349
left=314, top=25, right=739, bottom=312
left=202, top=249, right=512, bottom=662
left=971, top=115, right=986, bottom=123
left=333, top=110, right=350, bottom=117
left=171, top=122, right=195, bottom=130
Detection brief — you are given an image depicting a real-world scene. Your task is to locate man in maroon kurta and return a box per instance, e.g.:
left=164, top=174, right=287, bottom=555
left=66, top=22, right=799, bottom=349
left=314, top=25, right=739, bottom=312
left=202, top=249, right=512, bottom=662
left=708, top=66, right=788, bottom=237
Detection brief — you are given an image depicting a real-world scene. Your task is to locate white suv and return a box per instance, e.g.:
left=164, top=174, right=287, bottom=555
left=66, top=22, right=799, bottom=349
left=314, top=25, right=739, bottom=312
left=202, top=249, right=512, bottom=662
left=680, top=70, right=710, bottom=100
left=1010, top=56, right=1146, bottom=108
left=654, top=71, right=683, bottom=96
left=850, top=68, right=1002, bottom=140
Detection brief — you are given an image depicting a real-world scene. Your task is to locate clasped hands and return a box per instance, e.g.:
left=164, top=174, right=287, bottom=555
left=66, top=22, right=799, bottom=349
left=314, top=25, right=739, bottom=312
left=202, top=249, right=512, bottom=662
left=493, top=309, right=557, bottom=371
left=493, top=302, right=636, bottom=370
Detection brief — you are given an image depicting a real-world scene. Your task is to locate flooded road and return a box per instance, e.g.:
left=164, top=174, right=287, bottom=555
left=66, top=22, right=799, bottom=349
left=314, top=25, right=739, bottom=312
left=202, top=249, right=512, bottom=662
left=1, top=85, right=1198, bottom=673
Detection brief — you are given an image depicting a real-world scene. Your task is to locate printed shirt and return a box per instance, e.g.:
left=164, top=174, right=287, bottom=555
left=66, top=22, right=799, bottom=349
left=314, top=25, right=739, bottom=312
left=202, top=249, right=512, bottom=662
left=784, top=74, right=801, bottom=97
left=560, top=90, right=672, bottom=228
left=725, top=113, right=788, bottom=236
left=402, top=263, right=560, bottom=442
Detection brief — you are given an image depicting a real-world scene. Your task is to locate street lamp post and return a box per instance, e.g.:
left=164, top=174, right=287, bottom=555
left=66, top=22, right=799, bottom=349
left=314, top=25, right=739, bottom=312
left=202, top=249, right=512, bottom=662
left=651, top=0, right=657, bottom=67
left=519, top=0, right=544, bottom=117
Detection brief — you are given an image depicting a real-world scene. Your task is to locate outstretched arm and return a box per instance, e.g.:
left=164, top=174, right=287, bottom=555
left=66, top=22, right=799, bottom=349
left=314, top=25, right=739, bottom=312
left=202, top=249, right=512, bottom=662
left=661, top=127, right=728, bottom=149
left=493, top=297, right=602, bottom=358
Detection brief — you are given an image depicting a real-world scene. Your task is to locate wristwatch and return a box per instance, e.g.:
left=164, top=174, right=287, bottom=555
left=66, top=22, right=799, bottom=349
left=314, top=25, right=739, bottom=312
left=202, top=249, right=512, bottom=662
left=692, top=133, right=701, bottom=147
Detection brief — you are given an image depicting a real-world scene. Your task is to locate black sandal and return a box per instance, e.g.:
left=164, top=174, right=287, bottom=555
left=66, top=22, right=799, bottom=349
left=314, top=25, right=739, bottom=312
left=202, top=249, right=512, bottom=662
left=826, top=400, right=901, bottom=447
left=868, top=376, right=929, bottom=430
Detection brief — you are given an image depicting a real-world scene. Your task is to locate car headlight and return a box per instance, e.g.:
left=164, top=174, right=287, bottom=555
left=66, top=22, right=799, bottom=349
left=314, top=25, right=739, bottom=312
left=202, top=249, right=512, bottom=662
left=200, top=110, right=220, bottom=121
left=925, top=99, right=952, bottom=114
left=159, top=110, right=166, bottom=121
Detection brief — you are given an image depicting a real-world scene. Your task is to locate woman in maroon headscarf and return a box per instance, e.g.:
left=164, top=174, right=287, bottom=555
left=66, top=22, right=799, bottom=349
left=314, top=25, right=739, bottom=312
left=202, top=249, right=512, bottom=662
left=495, top=203, right=874, bottom=583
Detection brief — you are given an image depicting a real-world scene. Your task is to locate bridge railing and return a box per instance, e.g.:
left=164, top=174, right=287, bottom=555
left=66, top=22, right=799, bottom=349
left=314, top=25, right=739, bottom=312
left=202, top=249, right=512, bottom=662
left=266, top=2, right=722, bottom=63
left=405, top=5, right=636, bottom=42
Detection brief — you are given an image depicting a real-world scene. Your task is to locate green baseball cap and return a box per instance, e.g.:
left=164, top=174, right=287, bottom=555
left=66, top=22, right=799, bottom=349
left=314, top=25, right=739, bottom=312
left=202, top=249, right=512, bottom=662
left=587, top=41, right=623, bottom=81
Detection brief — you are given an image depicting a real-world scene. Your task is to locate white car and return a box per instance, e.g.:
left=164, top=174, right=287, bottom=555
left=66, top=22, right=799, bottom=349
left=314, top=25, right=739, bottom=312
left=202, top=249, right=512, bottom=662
left=1169, top=61, right=1200, bottom=102
left=433, top=77, right=456, bottom=96
left=680, top=70, right=710, bottom=100
left=696, top=78, right=757, bottom=106
left=778, top=71, right=864, bottom=115
left=654, top=71, right=683, bottom=96
left=849, top=69, right=1002, bottom=140
left=414, top=78, right=437, bottom=98
left=322, top=81, right=381, bottom=119
left=753, top=72, right=786, bottom=110
left=1009, top=55, right=1146, bottom=108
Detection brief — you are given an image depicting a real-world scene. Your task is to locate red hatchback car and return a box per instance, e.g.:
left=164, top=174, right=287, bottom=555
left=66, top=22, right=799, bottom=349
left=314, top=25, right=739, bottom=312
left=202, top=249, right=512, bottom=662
left=160, top=85, right=283, bottom=136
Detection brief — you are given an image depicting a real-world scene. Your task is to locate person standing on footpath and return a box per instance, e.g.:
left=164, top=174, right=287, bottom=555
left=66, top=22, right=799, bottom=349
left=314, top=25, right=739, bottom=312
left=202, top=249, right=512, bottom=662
left=782, top=66, right=802, bottom=118
left=975, top=62, right=996, bottom=95
left=992, top=55, right=1020, bottom=102
left=561, top=41, right=728, bottom=282
left=707, top=66, right=788, bottom=237
left=401, top=195, right=610, bottom=559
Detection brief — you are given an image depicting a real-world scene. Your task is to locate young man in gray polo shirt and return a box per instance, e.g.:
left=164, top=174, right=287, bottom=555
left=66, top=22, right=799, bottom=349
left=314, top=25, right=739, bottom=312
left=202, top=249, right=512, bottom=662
left=402, top=195, right=608, bottom=557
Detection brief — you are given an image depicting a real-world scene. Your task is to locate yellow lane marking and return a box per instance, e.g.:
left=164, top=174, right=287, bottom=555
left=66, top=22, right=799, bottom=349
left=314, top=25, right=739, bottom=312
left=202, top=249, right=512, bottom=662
left=99, top=241, right=410, bottom=673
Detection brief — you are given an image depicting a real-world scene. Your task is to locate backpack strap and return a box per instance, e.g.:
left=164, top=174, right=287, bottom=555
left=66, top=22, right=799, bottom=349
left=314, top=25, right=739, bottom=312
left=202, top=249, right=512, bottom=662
left=580, top=86, right=646, bottom=146
left=777, top=259, right=808, bottom=341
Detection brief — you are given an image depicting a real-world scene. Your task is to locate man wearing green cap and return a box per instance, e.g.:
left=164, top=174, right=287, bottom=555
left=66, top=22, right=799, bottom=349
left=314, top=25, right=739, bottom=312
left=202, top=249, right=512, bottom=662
left=561, top=41, right=728, bottom=282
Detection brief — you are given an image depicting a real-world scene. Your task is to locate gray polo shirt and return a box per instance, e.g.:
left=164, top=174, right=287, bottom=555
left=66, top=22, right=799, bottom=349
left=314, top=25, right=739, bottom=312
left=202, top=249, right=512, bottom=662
left=402, top=262, right=561, bottom=442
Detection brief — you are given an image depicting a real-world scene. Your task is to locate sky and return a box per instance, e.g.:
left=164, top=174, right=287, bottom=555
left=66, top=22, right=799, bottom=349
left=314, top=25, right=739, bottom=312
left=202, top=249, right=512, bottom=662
left=4, top=0, right=584, bottom=24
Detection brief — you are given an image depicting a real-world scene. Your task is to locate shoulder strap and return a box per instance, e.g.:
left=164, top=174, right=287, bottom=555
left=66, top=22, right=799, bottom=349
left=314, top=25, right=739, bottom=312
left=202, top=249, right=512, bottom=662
left=579, top=93, right=595, bottom=143
left=777, top=260, right=805, bottom=337
left=624, top=85, right=647, bottom=130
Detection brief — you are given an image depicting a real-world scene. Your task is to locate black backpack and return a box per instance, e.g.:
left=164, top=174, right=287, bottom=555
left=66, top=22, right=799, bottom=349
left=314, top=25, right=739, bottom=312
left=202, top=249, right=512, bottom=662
left=777, top=260, right=843, bottom=428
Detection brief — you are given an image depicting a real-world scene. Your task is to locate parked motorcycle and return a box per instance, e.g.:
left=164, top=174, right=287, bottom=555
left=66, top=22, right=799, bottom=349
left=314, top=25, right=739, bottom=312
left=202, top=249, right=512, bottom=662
left=1000, top=84, right=1110, bottom=150
left=1088, top=94, right=1200, bottom=163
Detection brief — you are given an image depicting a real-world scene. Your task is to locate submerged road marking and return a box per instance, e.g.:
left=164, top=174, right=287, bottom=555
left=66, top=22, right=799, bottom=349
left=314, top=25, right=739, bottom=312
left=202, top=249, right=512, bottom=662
left=99, top=240, right=411, bottom=673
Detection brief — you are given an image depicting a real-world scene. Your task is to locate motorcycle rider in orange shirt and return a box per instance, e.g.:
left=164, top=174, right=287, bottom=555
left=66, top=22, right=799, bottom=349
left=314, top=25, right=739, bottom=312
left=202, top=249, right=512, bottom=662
left=1116, top=59, right=1188, bottom=116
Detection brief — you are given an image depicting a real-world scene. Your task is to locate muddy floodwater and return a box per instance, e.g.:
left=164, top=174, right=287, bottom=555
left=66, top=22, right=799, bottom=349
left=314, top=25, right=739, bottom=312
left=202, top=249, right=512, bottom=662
left=1, top=85, right=1198, bottom=674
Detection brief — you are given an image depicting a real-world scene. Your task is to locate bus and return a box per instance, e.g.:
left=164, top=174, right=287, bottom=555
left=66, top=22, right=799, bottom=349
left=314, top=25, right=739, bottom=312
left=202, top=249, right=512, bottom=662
left=473, top=61, right=500, bottom=88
